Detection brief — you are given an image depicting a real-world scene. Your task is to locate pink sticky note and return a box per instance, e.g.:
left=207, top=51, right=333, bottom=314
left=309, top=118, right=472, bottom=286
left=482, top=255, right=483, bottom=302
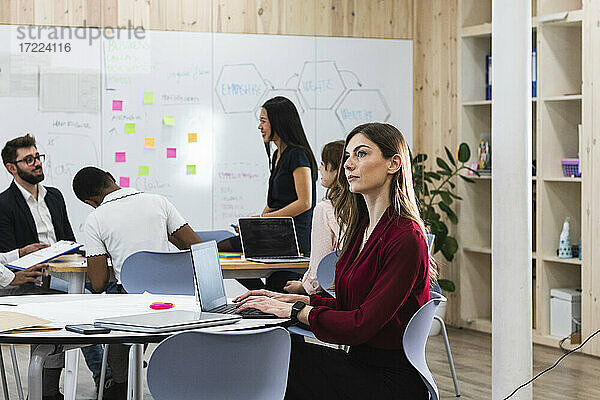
left=112, top=100, right=123, bottom=111
left=115, top=152, right=126, bottom=163
left=166, top=148, right=177, bottom=159
left=119, top=177, right=130, bottom=188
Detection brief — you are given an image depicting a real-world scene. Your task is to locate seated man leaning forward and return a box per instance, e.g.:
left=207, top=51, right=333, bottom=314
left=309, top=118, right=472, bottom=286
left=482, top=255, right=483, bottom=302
left=72, top=166, right=201, bottom=293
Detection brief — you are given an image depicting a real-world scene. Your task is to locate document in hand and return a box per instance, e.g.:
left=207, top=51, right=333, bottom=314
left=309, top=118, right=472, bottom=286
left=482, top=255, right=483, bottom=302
left=5, top=240, right=82, bottom=270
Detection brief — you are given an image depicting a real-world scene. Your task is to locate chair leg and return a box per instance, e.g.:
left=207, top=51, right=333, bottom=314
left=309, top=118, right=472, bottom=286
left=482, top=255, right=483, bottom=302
left=98, top=344, right=109, bottom=400
left=434, top=316, right=461, bottom=397
left=0, top=346, right=10, bottom=400
left=8, top=346, right=23, bottom=400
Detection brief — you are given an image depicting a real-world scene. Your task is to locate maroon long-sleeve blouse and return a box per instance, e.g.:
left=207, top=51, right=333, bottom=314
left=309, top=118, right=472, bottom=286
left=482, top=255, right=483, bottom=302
left=308, top=206, right=429, bottom=349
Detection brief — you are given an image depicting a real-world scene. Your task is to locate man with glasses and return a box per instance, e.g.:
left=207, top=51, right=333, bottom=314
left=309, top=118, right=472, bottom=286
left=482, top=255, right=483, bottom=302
left=0, top=134, right=103, bottom=400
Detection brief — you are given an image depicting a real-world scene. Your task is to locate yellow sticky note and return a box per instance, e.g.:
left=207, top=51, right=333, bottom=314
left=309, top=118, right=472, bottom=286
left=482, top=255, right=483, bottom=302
left=139, top=165, right=149, bottom=176
left=188, top=133, right=197, bottom=143
left=144, top=137, right=155, bottom=149
left=125, top=123, right=136, bottom=134
left=186, top=165, right=196, bottom=175
left=143, top=92, right=154, bottom=104
left=163, top=116, right=175, bottom=126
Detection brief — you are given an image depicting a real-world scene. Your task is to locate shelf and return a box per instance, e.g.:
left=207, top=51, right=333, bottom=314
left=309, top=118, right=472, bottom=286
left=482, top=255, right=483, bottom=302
left=533, top=332, right=579, bottom=351
left=460, top=23, right=491, bottom=38
left=463, top=246, right=491, bottom=255
left=542, top=256, right=582, bottom=265
left=543, top=177, right=582, bottom=183
left=543, top=94, right=582, bottom=102
left=535, top=9, right=582, bottom=27
left=462, top=99, right=491, bottom=106
left=465, top=175, right=537, bottom=181
left=465, top=318, right=492, bottom=334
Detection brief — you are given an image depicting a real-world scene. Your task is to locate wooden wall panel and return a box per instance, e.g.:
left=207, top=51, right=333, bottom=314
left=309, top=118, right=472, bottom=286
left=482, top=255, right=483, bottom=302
left=413, top=0, right=459, bottom=325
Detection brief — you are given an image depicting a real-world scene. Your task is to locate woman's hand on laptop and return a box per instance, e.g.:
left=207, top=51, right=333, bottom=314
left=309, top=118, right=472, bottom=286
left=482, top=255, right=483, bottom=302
left=233, top=289, right=309, bottom=304
left=235, top=296, right=293, bottom=318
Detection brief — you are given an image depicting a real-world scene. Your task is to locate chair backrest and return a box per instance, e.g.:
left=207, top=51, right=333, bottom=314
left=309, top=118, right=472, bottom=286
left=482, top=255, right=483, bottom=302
left=120, top=250, right=195, bottom=295
left=316, top=251, right=338, bottom=297
left=402, top=292, right=446, bottom=400
left=147, top=327, right=291, bottom=400
left=426, top=234, right=435, bottom=255
left=195, top=230, right=236, bottom=243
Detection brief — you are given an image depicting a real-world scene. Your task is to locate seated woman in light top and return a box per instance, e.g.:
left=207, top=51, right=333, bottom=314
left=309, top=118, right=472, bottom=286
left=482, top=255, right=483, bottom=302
left=283, top=140, right=344, bottom=295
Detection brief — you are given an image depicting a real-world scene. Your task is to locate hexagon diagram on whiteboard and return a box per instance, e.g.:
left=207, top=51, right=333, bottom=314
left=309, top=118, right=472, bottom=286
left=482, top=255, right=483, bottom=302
left=335, top=89, right=391, bottom=131
left=254, top=88, right=306, bottom=120
left=298, top=61, right=346, bottom=110
left=215, top=64, right=268, bottom=113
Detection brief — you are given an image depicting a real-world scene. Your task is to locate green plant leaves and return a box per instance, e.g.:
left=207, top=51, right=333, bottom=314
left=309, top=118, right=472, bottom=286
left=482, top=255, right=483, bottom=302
left=436, top=157, right=452, bottom=172
left=414, top=153, right=428, bottom=163
left=438, top=279, right=456, bottom=292
left=458, top=143, right=471, bottom=163
left=444, top=146, right=456, bottom=167
left=438, top=202, right=458, bottom=224
left=441, top=236, right=459, bottom=261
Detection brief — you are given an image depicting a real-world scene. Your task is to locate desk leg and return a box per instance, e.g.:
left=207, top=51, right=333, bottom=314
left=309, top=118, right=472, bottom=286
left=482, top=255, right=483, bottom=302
left=127, top=345, right=143, bottom=400
left=29, top=345, right=55, bottom=400
left=64, top=272, right=86, bottom=400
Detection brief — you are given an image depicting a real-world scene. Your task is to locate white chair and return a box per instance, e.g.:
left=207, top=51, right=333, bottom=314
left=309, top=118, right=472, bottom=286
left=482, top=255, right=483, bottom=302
left=147, top=327, right=291, bottom=400
left=0, top=345, right=24, bottom=400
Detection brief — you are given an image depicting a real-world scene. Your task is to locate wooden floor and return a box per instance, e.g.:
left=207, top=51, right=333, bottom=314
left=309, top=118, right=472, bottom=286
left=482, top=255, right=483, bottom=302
left=427, top=327, right=600, bottom=399
left=2, top=326, right=599, bottom=399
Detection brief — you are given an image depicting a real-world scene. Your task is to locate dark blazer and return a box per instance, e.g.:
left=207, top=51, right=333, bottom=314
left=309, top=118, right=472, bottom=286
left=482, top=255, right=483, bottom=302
left=0, top=181, right=75, bottom=252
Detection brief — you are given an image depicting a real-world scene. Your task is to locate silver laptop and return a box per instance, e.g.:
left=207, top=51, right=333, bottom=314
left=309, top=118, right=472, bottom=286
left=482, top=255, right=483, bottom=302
left=190, top=241, right=277, bottom=319
left=238, top=217, right=310, bottom=263
left=94, top=309, right=240, bottom=333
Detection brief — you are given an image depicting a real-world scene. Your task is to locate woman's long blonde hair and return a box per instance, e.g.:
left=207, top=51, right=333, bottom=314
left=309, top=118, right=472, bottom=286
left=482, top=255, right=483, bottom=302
left=329, top=123, right=437, bottom=284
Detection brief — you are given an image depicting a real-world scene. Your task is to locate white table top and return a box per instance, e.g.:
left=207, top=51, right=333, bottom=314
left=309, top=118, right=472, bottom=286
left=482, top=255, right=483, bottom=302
left=0, top=294, right=287, bottom=345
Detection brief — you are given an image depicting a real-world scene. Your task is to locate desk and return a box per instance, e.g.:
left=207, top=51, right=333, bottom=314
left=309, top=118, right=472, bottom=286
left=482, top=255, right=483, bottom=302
left=0, top=294, right=285, bottom=400
left=45, top=254, right=306, bottom=399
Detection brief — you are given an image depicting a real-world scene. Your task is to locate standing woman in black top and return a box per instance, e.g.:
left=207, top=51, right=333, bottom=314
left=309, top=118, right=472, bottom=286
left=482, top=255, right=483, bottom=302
left=241, top=96, right=318, bottom=291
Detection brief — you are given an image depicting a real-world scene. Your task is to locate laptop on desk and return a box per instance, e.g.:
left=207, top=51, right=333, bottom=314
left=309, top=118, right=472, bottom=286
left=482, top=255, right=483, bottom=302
left=238, top=217, right=310, bottom=263
left=190, top=241, right=279, bottom=319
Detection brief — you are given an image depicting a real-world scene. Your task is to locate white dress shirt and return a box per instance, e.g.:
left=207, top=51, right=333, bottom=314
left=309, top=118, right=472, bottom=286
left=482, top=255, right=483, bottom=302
left=83, top=188, right=187, bottom=283
left=0, top=249, right=20, bottom=287
left=302, top=200, right=340, bottom=295
left=14, top=180, right=57, bottom=245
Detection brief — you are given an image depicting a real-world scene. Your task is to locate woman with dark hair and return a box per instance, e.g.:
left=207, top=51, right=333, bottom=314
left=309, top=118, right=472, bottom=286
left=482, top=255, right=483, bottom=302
left=241, top=96, right=318, bottom=291
left=235, top=123, right=434, bottom=399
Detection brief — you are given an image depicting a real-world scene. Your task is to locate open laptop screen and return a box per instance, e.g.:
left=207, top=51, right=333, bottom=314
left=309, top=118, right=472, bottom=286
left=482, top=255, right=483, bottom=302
left=190, top=241, right=227, bottom=311
left=238, top=217, right=300, bottom=258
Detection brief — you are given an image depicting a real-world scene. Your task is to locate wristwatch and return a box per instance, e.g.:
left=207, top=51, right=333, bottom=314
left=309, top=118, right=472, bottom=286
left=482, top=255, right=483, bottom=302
left=290, top=301, right=307, bottom=324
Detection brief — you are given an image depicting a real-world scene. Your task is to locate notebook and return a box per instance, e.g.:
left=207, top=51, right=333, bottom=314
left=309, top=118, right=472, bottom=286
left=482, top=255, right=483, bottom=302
left=190, top=241, right=278, bottom=319
left=94, top=310, right=240, bottom=333
left=238, top=217, right=310, bottom=263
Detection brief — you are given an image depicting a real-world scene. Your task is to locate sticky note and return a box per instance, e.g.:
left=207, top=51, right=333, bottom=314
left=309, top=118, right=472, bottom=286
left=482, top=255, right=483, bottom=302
left=119, top=177, right=130, bottom=187
left=166, top=148, right=177, bottom=158
left=112, top=100, right=123, bottom=111
left=163, top=116, right=175, bottom=126
left=143, top=92, right=154, bottom=104
left=144, top=137, right=155, bottom=149
left=125, top=123, right=136, bottom=134
left=115, top=152, right=126, bottom=163
left=139, top=165, right=149, bottom=176
left=186, top=165, right=196, bottom=175
left=188, top=133, right=197, bottom=143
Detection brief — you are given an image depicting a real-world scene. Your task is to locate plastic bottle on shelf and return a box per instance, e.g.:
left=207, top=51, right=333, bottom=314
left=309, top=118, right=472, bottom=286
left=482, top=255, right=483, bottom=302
left=558, top=217, right=572, bottom=259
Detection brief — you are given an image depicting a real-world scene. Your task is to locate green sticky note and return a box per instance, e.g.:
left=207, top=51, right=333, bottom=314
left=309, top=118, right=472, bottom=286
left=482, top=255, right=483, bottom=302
left=125, top=123, right=136, bottom=134
left=138, top=165, right=149, bottom=176
left=186, top=165, right=196, bottom=175
left=163, top=116, right=175, bottom=126
left=143, top=92, right=154, bottom=104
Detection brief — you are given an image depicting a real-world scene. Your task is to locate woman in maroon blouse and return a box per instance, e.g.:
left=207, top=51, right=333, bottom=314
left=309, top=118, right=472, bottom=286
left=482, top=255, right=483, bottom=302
left=236, top=122, right=434, bottom=399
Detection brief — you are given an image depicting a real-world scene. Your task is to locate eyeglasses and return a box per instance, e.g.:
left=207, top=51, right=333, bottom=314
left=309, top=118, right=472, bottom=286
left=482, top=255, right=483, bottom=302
left=13, top=154, right=45, bottom=166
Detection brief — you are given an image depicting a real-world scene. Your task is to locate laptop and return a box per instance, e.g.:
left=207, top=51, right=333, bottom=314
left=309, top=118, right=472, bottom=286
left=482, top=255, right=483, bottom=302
left=94, top=309, right=241, bottom=334
left=238, top=217, right=310, bottom=263
left=190, top=241, right=278, bottom=319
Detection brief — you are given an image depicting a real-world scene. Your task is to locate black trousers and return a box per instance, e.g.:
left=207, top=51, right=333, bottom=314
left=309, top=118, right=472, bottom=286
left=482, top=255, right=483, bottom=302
left=238, top=271, right=303, bottom=293
left=285, top=341, right=428, bottom=400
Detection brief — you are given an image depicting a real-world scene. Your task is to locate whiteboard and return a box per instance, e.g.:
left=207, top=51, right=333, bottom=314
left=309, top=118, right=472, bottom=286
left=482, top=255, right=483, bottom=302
left=0, top=26, right=412, bottom=239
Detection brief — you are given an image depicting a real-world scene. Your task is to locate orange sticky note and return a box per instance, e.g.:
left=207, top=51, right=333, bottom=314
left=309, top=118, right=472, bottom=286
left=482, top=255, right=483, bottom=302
left=144, top=137, right=155, bottom=149
left=188, top=133, right=197, bottom=143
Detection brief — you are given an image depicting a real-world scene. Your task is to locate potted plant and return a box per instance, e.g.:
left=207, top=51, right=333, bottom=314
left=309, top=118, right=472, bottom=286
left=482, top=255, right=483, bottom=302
left=412, top=143, right=479, bottom=333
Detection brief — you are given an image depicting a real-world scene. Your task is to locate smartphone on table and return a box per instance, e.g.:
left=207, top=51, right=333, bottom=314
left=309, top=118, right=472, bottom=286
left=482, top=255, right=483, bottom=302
left=65, top=324, right=111, bottom=334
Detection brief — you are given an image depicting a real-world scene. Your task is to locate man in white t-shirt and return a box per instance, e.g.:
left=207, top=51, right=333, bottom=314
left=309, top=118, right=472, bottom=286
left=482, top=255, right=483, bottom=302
left=72, top=166, right=201, bottom=400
